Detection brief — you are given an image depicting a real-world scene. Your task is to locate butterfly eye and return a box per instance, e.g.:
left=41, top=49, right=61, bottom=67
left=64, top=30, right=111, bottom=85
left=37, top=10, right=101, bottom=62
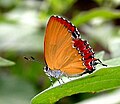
left=44, top=66, right=49, bottom=72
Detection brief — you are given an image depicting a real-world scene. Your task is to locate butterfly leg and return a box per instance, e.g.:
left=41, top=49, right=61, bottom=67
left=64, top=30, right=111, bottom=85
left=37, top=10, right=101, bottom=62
left=60, top=78, right=65, bottom=83
left=64, top=73, right=71, bottom=81
left=48, top=76, right=54, bottom=86
left=57, top=79, right=62, bottom=86
left=96, top=59, right=107, bottom=67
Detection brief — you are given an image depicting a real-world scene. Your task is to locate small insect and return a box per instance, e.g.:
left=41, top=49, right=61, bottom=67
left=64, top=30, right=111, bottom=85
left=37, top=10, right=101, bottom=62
left=24, top=15, right=107, bottom=85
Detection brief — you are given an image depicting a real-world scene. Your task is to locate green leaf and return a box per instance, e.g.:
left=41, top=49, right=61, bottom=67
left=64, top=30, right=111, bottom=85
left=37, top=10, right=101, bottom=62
left=72, top=8, right=120, bottom=26
left=0, top=57, right=15, bottom=67
left=31, top=53, right=120, bottom=104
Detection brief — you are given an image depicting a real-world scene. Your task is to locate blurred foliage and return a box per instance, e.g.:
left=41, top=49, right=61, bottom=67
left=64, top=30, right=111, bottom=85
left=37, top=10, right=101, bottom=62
left=0, top=74, right=36, bottom=104
left=72, top=8, right=120, bottom=26
left=0, top=57, right=15, bottom=66
left=0, top=0, right=120, bottom=104
left=39, top=0, right=76, bottom=19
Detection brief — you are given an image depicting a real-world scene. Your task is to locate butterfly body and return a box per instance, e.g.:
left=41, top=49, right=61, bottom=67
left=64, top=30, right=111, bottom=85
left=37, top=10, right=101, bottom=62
left=44, top=66, right=63, bottom=78
left=44, top=15, right=106, bottom=80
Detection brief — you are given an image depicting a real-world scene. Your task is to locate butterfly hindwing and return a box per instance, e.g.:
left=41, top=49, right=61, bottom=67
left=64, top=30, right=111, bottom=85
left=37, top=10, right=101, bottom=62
left=44, top=16, right=86, bottom=76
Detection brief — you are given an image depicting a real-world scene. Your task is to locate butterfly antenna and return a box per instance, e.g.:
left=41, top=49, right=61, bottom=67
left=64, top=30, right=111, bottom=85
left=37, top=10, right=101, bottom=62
left=24, top=56, right=41, bottom=64
left=24, top=56, right=29, bottom=60
left=97, top=59, right=107, bottom=67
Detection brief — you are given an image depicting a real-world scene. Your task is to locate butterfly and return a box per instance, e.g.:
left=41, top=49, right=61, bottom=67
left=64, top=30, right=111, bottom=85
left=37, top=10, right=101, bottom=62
left=24, top=15, right=107, bottom=84
left=43, top=15, right=107, bottom=84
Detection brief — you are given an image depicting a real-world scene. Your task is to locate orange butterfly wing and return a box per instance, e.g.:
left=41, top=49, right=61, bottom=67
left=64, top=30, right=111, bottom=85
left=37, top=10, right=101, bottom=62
left=44, top=16, right=86, bottom=76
